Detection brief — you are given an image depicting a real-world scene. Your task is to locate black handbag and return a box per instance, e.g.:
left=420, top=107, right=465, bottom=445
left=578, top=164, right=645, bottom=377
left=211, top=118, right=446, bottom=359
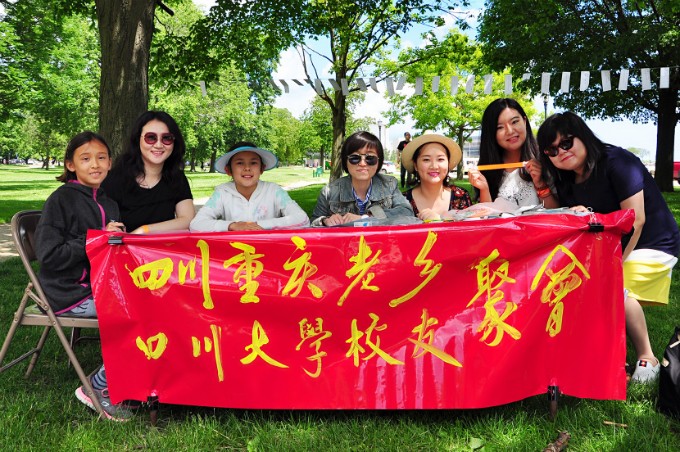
left=658, top=326, right=680, bottom=418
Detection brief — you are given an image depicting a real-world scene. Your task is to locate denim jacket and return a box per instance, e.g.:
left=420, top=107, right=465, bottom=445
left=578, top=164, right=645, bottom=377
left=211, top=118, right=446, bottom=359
left=311, top=173, right=413, bottom=226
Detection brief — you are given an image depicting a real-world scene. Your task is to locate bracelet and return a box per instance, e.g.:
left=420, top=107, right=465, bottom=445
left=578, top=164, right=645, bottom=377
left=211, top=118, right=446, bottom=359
left=536, top=187, right=552, bottom=198
left=142, top=225, right=150, bottom=234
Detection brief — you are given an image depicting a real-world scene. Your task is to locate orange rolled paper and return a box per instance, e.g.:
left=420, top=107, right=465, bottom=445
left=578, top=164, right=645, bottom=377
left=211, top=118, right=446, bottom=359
left=475, top=162, right=526, bottom=171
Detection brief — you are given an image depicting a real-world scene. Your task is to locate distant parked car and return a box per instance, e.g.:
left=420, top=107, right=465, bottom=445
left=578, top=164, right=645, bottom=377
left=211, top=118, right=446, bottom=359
left=381, top=160, right=397, bottom=174
left=674, top=162, right=680, bottom=182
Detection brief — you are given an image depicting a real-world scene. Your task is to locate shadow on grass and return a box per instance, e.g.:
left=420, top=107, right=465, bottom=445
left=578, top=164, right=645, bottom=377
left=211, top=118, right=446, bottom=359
left=288, top=184, right=325, bottom=217
left=0, top=181, right=61, bottom=192
left=0, top=200, right=45, bottom=223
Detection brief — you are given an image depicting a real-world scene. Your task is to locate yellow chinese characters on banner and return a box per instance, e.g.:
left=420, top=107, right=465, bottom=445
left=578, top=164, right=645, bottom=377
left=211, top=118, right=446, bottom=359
left=127, top=239, right=215, bottom=309
left=409, top=309, right=461, bottom=367
left=390, top=231, right=442, bottom=307
left=467, top=249, right=521, bottom=347
left=296, top=317, right=332, bottom=378
left=225, top=242, right=265, bottom=304
left=346, top=313, right=404, bottom=366
left=283, top=236, right=323, bottom=299
left=241, top=320, right=289, bottom=368
left=136, top=333, right=168, bottom=360
left=123, top=237, right=592, bottom=375
left=531, top=245, right=590, bottom=337
left=192, top=325, right=225, bottom=381
left=338, top=236, right=382, bottom=306
left=89, top=210, right=633, bottom=409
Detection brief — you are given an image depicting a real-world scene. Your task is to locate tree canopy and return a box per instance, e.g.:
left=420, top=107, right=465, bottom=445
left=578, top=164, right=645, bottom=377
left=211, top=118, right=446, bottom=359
left=0, top=0, right=306, bottom=165
left=1, top=0, right=301, bottom=158
left=384, top=28, right=536, bottom=179
left=0, top=1, right=99, bottom=166
left=205, top=0, right=462, bottom=181
left=478, top=0, right=680, bottom=190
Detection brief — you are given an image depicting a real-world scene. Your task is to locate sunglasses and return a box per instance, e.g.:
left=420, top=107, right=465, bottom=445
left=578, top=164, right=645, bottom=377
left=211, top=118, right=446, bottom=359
left=544, top=136, right=574, bottom=157
left=143, top=132, right=175, bottom=146
left=347, top=154, right=379, bottom=166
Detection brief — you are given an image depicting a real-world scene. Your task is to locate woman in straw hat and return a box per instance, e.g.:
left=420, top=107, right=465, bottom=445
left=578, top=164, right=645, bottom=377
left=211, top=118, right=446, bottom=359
left=402, top=134, right=472, bottom=221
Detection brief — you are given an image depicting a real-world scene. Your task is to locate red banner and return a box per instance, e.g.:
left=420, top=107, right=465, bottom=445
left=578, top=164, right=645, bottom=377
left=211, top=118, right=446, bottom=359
left=87, top=211, right=634, bottom=409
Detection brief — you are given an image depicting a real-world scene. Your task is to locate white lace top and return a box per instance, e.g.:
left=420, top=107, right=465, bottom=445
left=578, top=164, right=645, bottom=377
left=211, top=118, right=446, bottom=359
left=497, top=169, right=539, bottom=207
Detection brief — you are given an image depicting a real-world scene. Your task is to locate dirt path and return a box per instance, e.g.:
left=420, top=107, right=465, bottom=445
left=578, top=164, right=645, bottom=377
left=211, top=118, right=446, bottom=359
left=0, top=223, right=15, bottom=262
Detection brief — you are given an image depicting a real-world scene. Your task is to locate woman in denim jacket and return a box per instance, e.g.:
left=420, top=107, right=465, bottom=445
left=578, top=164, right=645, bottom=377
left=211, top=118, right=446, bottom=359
left=311, top=131, right=413, bottom=226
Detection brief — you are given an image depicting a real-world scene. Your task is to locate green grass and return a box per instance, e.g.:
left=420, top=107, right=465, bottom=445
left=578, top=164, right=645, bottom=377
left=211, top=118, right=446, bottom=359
left=0, top=166, right=679, bottom=450
left=0, top=165, right=327, bottom=222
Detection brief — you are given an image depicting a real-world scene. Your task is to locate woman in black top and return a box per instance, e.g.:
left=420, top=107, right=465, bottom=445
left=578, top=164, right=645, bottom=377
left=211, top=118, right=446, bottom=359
left=102, top=111, right=195, bottom=233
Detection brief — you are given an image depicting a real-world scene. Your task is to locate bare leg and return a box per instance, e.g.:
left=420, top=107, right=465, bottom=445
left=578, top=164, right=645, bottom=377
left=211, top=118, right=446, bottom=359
left=624, top=295, right=657, bottom=364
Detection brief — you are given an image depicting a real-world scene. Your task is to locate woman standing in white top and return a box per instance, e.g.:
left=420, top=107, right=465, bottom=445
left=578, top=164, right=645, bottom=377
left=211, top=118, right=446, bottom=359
left=468, top=98, right=557, bottom=208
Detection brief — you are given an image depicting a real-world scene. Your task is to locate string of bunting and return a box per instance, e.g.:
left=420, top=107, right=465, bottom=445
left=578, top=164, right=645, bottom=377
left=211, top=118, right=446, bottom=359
left=255, top=67, right=677, bottom=97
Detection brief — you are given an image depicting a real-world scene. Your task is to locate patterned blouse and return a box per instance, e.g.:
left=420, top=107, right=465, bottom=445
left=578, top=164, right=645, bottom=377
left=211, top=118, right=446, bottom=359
left=497, top=169, right=540, bottom=207
left=403, top=185, right=473, bottom=215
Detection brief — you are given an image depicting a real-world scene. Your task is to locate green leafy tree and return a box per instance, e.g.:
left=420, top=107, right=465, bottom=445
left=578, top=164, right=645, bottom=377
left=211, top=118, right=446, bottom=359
left=297, top=0, right=459, bottom=181
left=0, top=19, right=25, bottom=122
left=478, top=0, right=680, bottom=191
left=300, top=98, right=333, bottom=167
left=628, top=146, right=652, bottom=163
left=266, top=108, right=304, bottom=165
left=0, top=115, right=25, bottom=163
left=298, top=120, right=325, bottom=167
left=157, top=64, right=260, bottom=173
left=1, top=3, right=99, bottom=167
left=151, top=86, right=202, bottom=170
left=385, top=29, right=536, bottom=179
left=2, top=0, right=297, bottom=159
left=158, top=0, right=298, bottom=110
left=207, top=0, right=462, bottom=181
left=299, top=93, right=373, bottom=171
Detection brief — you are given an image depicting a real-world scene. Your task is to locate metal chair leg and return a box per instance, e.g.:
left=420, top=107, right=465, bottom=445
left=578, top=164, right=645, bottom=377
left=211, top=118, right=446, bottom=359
left=67, top=328, right=82, bottom=368
left=25, top=326, right=50, bottom=378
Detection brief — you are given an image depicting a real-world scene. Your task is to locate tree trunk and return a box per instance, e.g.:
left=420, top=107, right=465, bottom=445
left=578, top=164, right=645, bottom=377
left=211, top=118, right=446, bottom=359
left=654, top=88, right=678, bottom=192
left=330, top=90, right=347, bottom=182
left=210, top=148, right=217, bottom=173
left=456, top=128, right=464, bottom=181
left=95, top=0, right=156, bottom=159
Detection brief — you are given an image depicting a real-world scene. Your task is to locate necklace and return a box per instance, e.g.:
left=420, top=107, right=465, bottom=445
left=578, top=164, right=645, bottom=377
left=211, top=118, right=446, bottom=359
left=138, top=174, right=160, bottom=189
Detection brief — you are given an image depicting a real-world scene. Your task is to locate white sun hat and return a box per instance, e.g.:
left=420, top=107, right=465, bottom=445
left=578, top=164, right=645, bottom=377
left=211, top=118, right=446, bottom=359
left=215, top=145, right=278, bottom=173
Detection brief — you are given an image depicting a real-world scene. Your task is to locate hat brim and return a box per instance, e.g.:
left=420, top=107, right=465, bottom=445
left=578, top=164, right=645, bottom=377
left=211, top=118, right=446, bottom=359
left=215, top=146, right=278, bottom=173
left=402, top=134, right=462, bottom=173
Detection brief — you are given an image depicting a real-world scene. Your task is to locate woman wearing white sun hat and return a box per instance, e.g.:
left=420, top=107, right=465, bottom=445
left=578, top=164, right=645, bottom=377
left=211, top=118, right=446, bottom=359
left=190, top=141, right=309, bottom=231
